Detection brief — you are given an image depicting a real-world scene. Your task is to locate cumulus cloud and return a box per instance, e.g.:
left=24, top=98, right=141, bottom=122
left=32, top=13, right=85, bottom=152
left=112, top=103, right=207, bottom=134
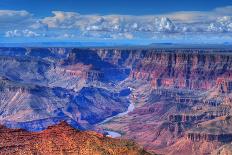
left=159, top=6, right=232, bottom=23
left=38, top=7, right=232, bottom=38
left=1, top=6, right=232, bottom=41
left=41, top=12, right=177, bottom=34
left=208, top=16, right=232, bottom=32
left=42, top=11, right=81, bottom=28
left=159, top=11, right=210, bottom=23
left=5, top=29, right=41, bottom=37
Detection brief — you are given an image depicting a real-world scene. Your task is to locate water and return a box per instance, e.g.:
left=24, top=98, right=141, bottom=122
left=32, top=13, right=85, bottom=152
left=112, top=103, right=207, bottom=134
left=106, top=130, right=122, bottom=138
left=100, top=102, right=135, bottom=138
left=100, top=88, right=136, bottom=138
left=99, top=103, right=135, bottom=124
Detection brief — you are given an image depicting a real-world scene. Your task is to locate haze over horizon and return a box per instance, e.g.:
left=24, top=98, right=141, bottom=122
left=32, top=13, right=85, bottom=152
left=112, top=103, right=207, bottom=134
left=0, top=0, right=232, bottom=44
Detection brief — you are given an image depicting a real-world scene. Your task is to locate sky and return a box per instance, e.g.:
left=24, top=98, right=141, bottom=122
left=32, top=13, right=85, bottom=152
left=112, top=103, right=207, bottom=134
left=0, top=0, right=232, bottom=44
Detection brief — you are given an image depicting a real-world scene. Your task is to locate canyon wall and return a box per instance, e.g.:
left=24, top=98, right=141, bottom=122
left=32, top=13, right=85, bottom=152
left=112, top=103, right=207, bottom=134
left=95, top=49, right=232, bottom=90
left=0, top=47, right=232, bottom=155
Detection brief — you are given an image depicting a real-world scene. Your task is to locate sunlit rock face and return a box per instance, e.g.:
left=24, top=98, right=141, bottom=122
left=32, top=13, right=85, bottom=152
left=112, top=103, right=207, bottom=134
left=0, top=47, right=232, bottom=155
left=0, top=121, right=151, bottom=155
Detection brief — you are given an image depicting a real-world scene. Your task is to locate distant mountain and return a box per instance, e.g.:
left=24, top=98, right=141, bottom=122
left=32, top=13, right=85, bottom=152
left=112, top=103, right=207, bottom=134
left=148, top=43, right=232, bottom=48
left=0, top=42, right=132, bottom=47
left=1, top=42, right=232, bottom=49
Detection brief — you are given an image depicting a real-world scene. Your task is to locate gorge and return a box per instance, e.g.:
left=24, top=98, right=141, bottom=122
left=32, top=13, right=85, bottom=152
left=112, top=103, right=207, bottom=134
left=0, top=47, right=231, bottom=154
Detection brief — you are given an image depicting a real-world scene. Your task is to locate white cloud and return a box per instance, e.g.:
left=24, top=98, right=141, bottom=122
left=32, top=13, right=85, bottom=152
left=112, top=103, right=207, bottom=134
left=0, top=10, right=33, bottom=30
left=214, top=6, right=232, bottom=16
left=5, top=29, right=40, bottom=37
left=110, top=32, right=134, bottom=39
left=39, top=6, right=232, bottom=37
left=42, top=11, right=81, bottom=28
left=1, top=6, right=232, bottom=41
left=41, top=11, right=177, bottom=34
left=159, top=11, right=210, bottom=23
left=159, top=6, right=232, bottom=23
left=207, top=16, right=232, bottom=32
left=0, top=10, right=31, bottom=22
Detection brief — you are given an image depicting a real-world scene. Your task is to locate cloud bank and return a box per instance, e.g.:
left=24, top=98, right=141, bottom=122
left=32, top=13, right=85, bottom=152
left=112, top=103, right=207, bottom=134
left=1, top=6, right=232, bottom=43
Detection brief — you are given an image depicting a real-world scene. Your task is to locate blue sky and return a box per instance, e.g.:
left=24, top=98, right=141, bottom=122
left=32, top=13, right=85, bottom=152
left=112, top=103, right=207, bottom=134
left=1, top=0, right=231, bottom=15
left=1, top=0, right=232, bottom=44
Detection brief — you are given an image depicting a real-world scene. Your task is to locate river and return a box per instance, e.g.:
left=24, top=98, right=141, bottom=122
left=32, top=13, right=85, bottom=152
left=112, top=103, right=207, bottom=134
left=99, top=102, right=135, bottom=125
left=101, top=102, right=135, bottom=138
left=99, top=87, right=135, bottom=138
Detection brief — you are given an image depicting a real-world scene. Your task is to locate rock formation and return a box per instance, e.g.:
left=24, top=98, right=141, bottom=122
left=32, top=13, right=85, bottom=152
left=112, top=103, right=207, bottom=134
left=0, top=47, right=232, bottom=154
left=0, top=121, right=151, bottom=155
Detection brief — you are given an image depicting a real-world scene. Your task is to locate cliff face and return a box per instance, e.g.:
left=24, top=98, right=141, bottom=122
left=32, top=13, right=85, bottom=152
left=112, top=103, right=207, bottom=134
left=186, top=116, right=232, bottom=142
left=1, top=48, right=231, bottom=91
left=88, top=49, right=232, bottom=154
left=0, top=48, right=132, bottom=130
left=65, top=49, right=131, bottom=82
left=0, top=121, right=150, bottom=155
left=187, top=133, right=232, bottom=143
left=0, top=76, right=130, bottom=130
left=0, top=47, right=232, bottom=155
left=96, top=49, right=232, bottom=90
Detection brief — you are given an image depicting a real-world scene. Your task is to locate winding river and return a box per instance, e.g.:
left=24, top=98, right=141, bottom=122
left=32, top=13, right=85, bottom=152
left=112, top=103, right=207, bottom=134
left=98, top=87, right=136, bottom=138
left=102, top=103, right=135, bottom=138
left=100, top=103, right=135, bottom=125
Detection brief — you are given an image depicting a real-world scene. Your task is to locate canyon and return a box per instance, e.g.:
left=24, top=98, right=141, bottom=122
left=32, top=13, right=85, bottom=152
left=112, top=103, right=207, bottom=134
left=0, top=47, right=231, bottom=154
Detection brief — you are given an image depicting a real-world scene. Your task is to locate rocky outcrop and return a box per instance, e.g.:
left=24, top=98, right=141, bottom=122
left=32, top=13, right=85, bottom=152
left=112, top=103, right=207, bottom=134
left=0, top=121, right=151, bottom=155
left=169, top=113, right=205, bottom=123
left=217, top=78, right=232, bottom=93
left=187, top=132, right=232, bottom=143
left=169, top=105, right=231, bottom=123
left=186, top=116, right=232, bottom=143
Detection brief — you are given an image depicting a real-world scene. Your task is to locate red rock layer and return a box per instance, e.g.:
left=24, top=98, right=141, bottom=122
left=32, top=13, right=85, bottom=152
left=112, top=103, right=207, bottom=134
left=0, top=121, right=151, bottom=155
